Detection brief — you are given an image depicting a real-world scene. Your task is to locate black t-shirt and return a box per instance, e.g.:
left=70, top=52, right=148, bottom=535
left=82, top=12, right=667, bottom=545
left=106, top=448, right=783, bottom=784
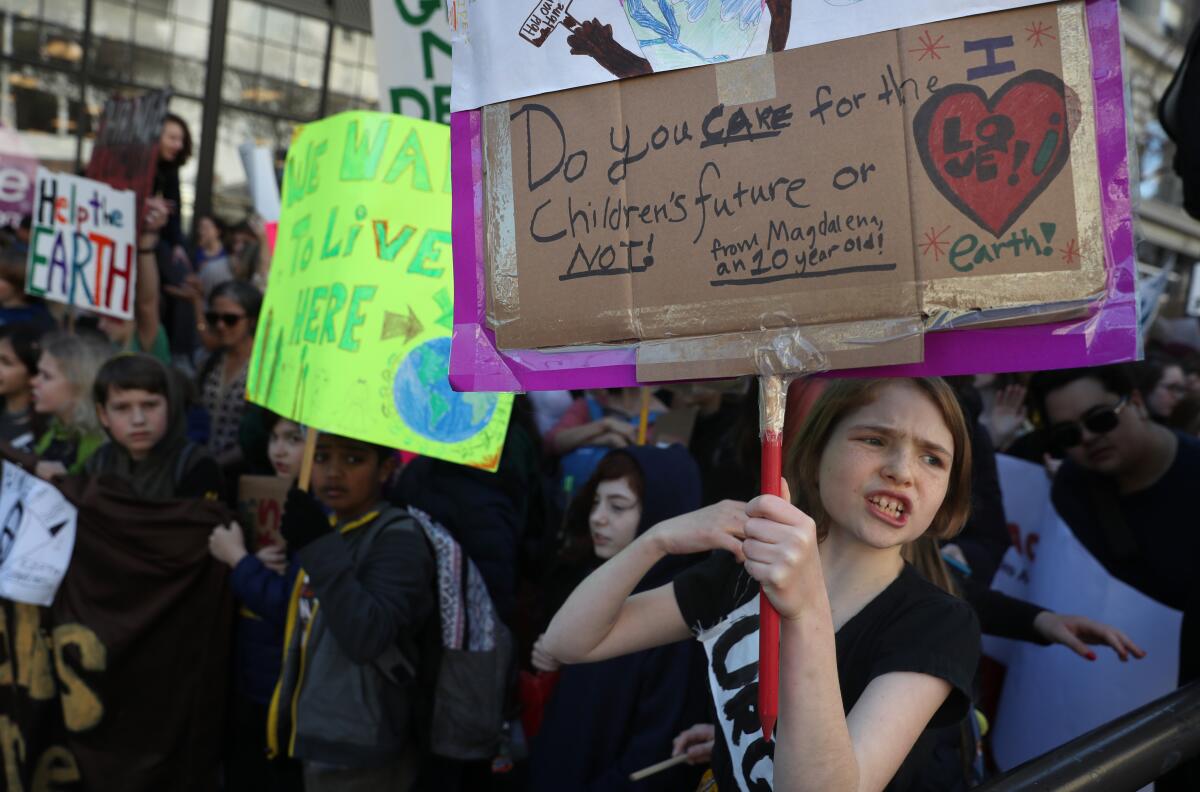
left=1052, top=431, right=1200, bottom=613
left=1051, top=432, right=1200, bottom=683
left=674, top=553, right=980, bottom=792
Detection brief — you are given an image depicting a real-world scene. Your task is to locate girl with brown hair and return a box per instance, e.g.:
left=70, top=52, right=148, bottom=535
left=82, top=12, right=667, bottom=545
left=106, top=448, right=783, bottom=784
left=541, top=377, right=981, bottom=792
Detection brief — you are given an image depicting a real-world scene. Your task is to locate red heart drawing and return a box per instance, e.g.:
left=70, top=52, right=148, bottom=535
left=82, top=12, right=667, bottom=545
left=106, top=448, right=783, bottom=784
left=913, top=70, right=1070, bottom=237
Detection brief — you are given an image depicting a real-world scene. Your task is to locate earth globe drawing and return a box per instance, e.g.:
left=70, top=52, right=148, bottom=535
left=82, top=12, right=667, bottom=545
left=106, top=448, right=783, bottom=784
left=623, top=0, right=766, bottom=72
left=393, top=337, right=497, bottom=443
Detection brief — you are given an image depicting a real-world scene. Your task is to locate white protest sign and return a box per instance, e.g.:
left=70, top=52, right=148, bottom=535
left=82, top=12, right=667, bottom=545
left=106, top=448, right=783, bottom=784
left=1186, top=262, right=1200, bottom=318
left=0, top=461, right=78, bottom=607
left=26, top=167, right=137, bottom=320
left=451, top=0, right=1060, bottom=111
left=985, top=454, right=1181, bottom=784
left=370, top=0, right=453, bottom=123
left=238, top=142, right=281, bottom=222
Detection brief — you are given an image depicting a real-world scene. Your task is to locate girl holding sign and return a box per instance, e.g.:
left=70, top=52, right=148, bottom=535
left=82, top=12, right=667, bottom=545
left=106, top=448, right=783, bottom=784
left=541, top=378, right=980, bottom=792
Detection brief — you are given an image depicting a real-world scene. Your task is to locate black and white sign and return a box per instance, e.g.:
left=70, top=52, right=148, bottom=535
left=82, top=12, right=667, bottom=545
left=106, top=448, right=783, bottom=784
left=698, top=597, right=775, bottom=792
left=0, top=461, right=77, bottom=606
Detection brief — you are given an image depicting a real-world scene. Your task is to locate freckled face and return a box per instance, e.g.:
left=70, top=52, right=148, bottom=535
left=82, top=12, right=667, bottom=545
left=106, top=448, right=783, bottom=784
left=817, top=381, right=954, bottom=550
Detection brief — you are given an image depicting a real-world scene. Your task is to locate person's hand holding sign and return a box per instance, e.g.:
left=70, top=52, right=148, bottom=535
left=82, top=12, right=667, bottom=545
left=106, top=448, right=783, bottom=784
left=740, top=480, right=826, bottom=621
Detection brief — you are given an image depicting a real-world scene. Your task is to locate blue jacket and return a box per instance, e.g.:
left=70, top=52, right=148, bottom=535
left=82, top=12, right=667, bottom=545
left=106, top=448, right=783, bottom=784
left=230, top=553, right=300, bottom=705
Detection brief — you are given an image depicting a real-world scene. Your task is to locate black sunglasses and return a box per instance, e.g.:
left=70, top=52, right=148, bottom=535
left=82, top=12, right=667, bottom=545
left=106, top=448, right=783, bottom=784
left=1047, top=396, right=1129, bottom=449
left=205, top=311, right=246, bottom=327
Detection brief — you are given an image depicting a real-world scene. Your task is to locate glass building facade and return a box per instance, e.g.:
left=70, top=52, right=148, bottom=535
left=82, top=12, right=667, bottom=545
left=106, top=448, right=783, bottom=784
left=0, top=0, right=378, bottom=233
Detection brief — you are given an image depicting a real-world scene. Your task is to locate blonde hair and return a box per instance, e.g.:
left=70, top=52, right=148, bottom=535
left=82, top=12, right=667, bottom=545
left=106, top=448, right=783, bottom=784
left=41, top=332, right=113, bottom=435
left=785, top=377, right=973, bottom=545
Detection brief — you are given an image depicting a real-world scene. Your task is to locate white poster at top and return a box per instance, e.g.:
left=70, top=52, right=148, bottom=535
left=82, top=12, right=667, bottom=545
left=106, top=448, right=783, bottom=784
left=0, top=461, right=78, bottom=607
left=450, top=0, right=1059, bottom=112
left=369, top=0, right=454, bottom=124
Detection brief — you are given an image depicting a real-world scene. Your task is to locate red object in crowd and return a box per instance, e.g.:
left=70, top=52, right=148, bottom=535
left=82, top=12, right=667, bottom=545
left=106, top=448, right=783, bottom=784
left=758, top=429, right=783, bottom=742
left=518, top=669, right=561, bottom=740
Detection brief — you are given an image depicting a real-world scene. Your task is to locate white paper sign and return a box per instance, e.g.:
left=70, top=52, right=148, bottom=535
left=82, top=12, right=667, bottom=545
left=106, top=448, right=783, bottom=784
left=26, top=167, right=137, bottom=320
left=698, top=596, right=774, bottom=792
left=985, top=455, right=1181, bottom=787
left=238, top=143, right=281, bottom=222
left=451, top=0, right=1059, bottom=111
left=0, top=461, right=77, bottom=606
left=1186, top=261, right=1200, bottom=318
left=370, top=0, right=454, bottom=124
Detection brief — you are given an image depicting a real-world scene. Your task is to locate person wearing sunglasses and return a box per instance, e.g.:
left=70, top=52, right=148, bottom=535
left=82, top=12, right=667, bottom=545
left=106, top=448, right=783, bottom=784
left=197, top=280, right=262, bottom=474
left=1032, top=363, right=1200, bottom=792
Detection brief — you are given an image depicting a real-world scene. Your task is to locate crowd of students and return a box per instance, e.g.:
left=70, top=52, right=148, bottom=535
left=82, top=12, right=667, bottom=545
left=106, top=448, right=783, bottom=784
left=1, top=110, right=1197, bottom=792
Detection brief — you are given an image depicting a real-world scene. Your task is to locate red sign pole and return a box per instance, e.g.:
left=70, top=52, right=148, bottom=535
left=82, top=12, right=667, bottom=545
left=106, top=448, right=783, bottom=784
left=758, top=375, right=785, bottom=741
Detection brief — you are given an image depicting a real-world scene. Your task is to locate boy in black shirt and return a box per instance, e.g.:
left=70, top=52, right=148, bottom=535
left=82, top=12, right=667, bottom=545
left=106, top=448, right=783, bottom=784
left=268, top=433, right=435, bottom=792
left=88, top=354, right=221, bottom=500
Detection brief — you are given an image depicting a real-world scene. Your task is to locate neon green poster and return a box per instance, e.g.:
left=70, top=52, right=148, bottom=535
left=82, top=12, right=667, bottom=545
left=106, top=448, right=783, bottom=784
left=248, top=111, right=511, bottom=471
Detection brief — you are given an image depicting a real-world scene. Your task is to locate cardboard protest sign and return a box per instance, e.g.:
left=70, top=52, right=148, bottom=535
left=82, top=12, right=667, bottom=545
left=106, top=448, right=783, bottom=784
left=476, top=2, right=1106, bottom=379
left=0, top=460, right=77, bottom=606
left=26, top=168, right=137, bottom=319
left=370, top=0, right=454, bottom=123
left=237, top=475, right=289, bottom=550
left=248, top=111, right=513, bottom=471
left=84, top=89, right=170, bottom=223
left=0, top=125, right=38, bottom=228
left=451, top=0, right=1059, bottom=112
left=449, top=0, right=1137, bottom=391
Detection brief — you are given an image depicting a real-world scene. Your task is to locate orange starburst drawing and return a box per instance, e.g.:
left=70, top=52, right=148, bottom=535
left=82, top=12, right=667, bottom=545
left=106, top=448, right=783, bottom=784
left=919, top=226, right=952, bottom=261
left=1025, top=21, right=1057, bottom=48
left=1060, top=238, right=1080, bottom=266
left=909, top=30, right=949, bottom=62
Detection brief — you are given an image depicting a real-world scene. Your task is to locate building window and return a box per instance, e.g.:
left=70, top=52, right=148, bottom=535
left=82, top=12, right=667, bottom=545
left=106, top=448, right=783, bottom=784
left=88, top=0, right=210, bottom=94
left=0, top=63, right=81, bottom=168
left=0, top=0, right=375, bottom=227
left=326, top=26, right=377, bottom=115
left=223, top=0, right=325, bottom=119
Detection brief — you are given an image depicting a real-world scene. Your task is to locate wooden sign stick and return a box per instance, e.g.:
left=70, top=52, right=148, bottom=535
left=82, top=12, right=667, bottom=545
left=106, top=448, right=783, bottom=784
left=758, top=374, right=786, bottom=741
left=637, top=386, right=652, bottom=445
left=297, top=428, right=318, bottom=493
left=629, top=752, right=689, bottom=782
